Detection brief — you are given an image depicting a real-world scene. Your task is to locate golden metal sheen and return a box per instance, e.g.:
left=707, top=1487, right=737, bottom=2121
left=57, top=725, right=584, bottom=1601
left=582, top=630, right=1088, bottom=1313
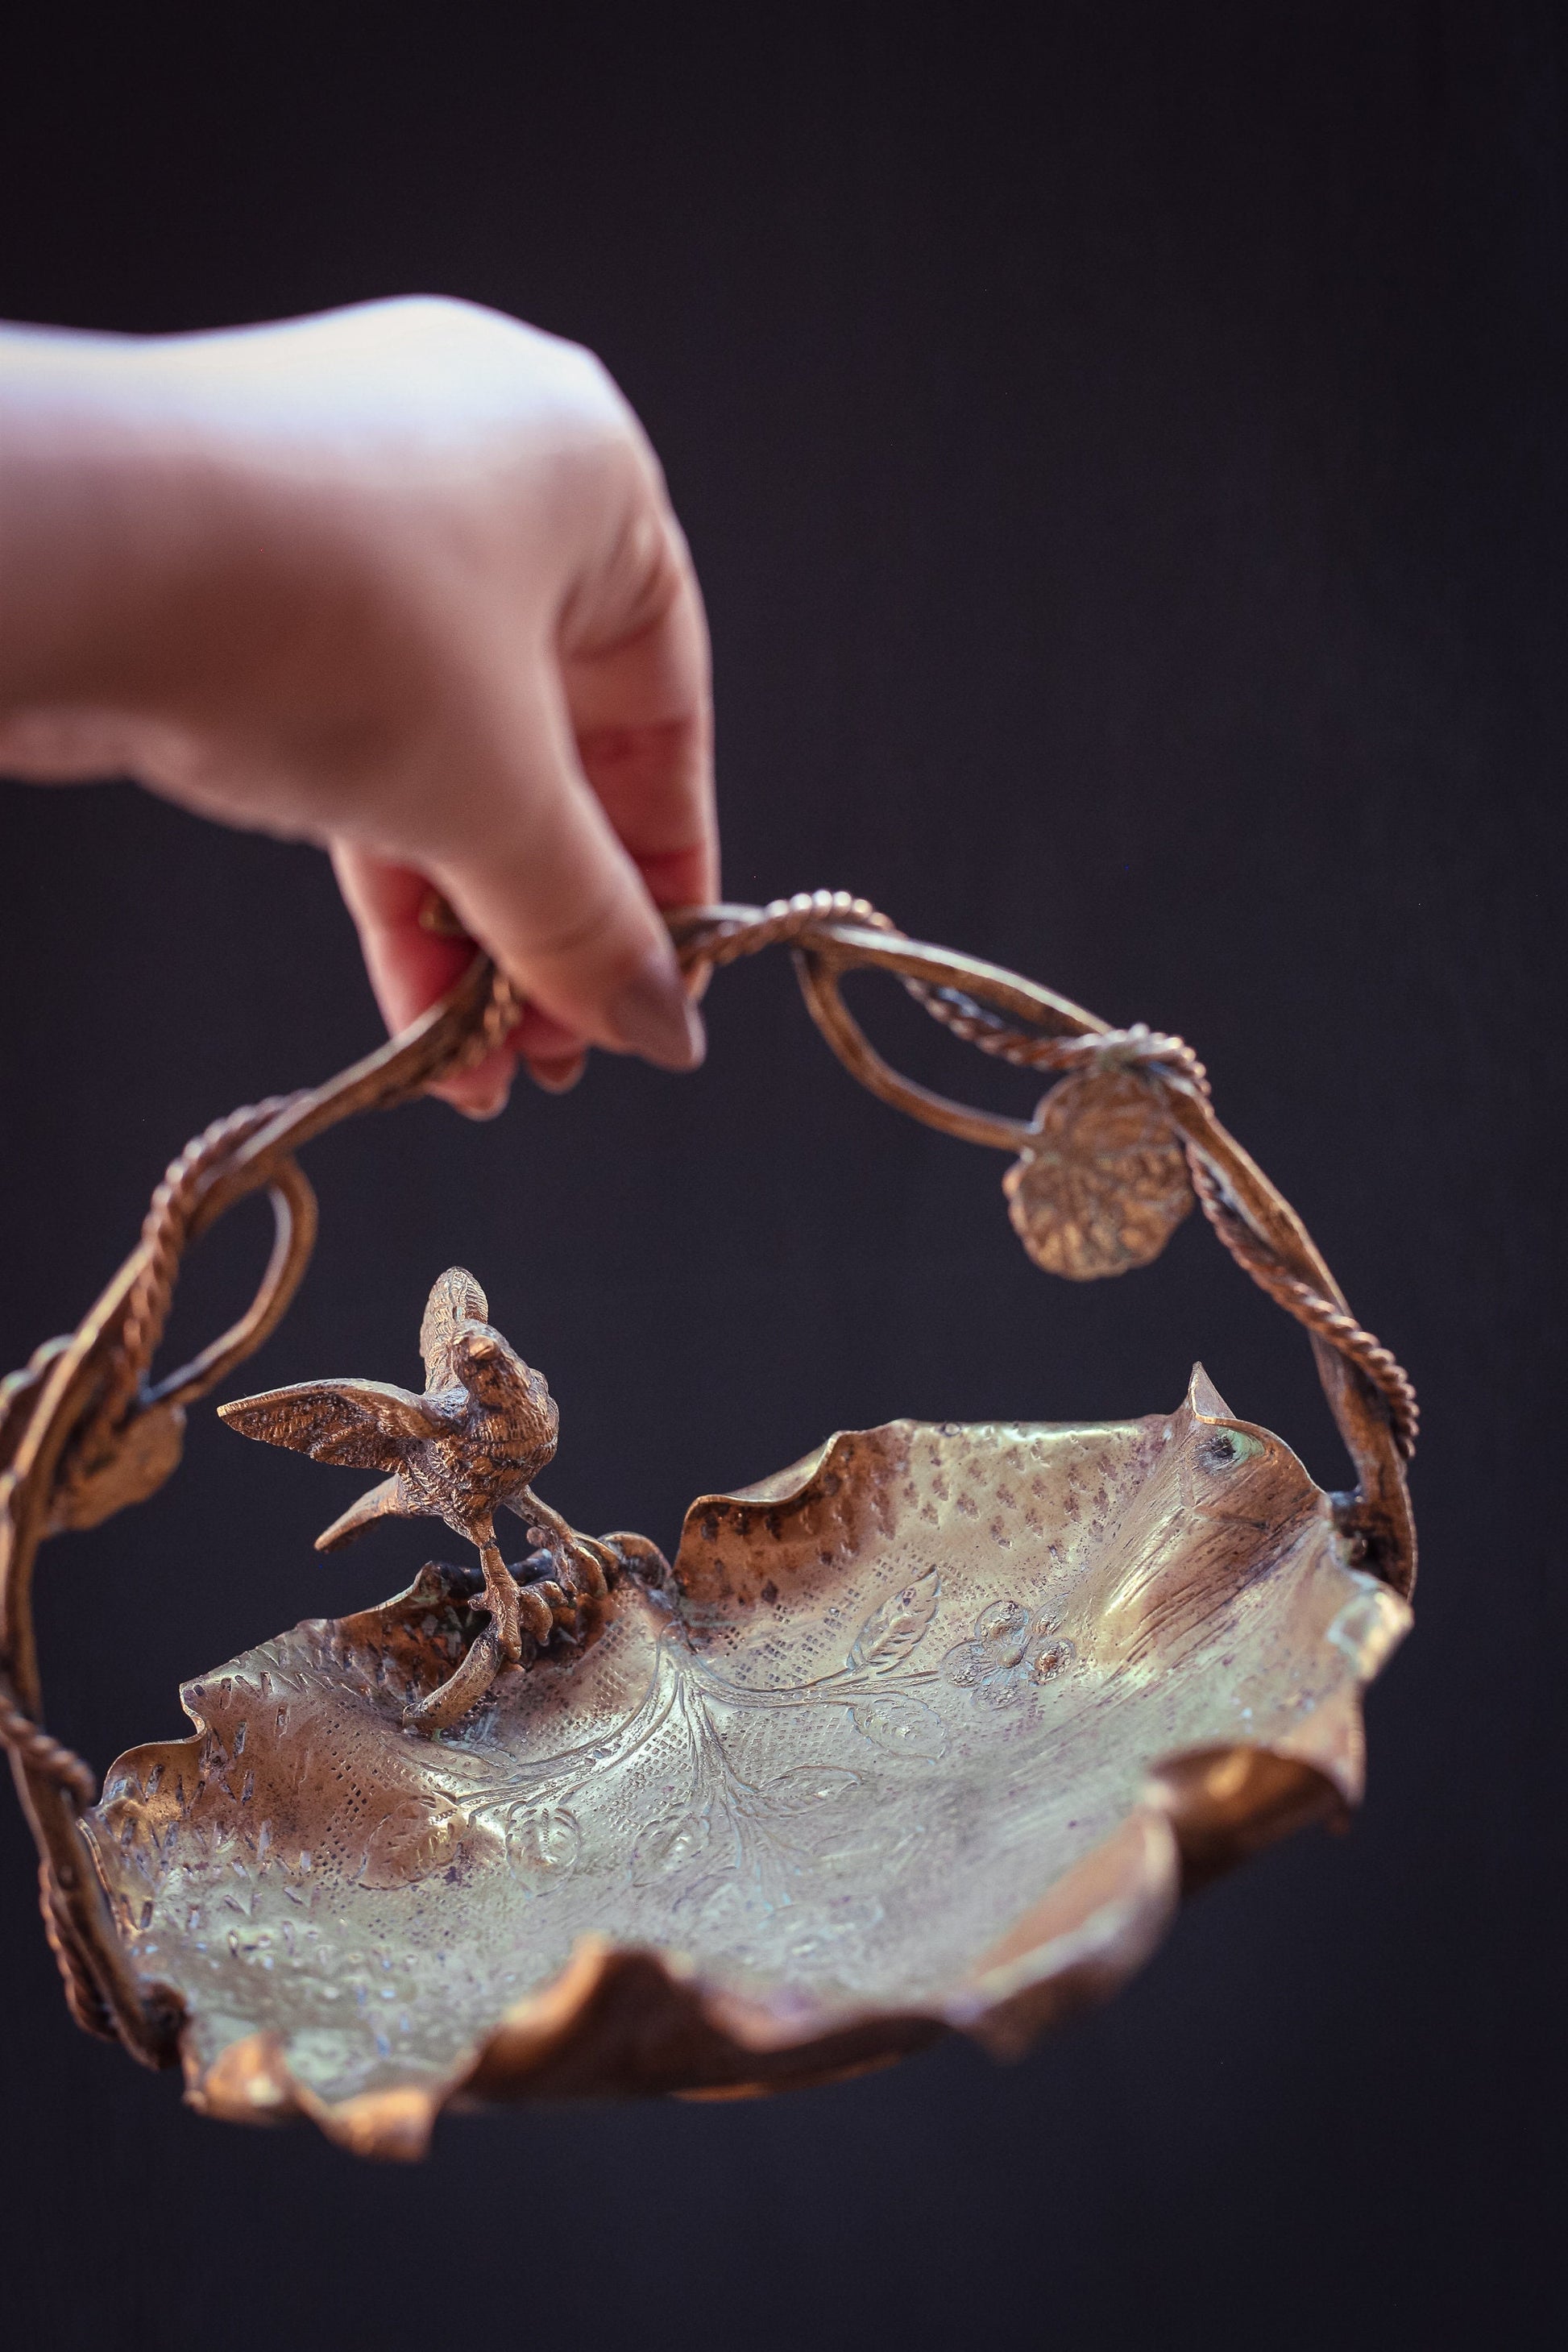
left=0, top=893, right=1417, bottom=2150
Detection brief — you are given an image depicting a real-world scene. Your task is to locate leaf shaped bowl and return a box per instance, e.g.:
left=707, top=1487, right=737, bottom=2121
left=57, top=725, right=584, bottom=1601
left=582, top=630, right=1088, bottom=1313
left=0, top=898, right=1417, bottom=2152
left=83, top=1369, right=1405, bottom=2157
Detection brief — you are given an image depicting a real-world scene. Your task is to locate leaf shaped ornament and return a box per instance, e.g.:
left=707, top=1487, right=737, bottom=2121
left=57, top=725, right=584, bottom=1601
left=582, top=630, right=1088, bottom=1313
left=505, top=1802, right=581, bottom=1882
left=1005, top=1069, right=1195, bottom=1279
left=82, top=1367, right=1407, bottom=2156
left=847, top=1570, right=940, bottom=1675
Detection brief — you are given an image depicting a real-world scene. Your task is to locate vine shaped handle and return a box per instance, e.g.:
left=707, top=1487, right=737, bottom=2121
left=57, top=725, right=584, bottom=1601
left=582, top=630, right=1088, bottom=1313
left=670, top=894, right=1416, bottom=1471
left=0, top=898, right=1414, bottom=2064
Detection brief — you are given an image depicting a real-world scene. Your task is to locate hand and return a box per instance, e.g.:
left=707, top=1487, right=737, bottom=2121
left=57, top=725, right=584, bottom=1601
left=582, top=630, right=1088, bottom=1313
left=0, top=297, right=715, bottom=1110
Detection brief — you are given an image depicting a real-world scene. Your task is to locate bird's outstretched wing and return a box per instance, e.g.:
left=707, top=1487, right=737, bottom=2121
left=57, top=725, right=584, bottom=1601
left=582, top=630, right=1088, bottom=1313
left=218, top=1379, right=457, bottom=1473
left=418, top=1266, right=489, bottom=1388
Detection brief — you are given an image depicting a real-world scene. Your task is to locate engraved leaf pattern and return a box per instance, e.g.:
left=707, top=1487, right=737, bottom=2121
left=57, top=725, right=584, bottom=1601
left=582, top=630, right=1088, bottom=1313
left=630, top=1807, right=712, bottom=1887
left=848, top=1691, right=948, bottom=1760
left=760, top=1765, right=861, bottom=1815
left=360, top=1801, right=465, bottom=1889
left=846, top=1569, right=940, bottom=1676
left=504, top=1802, right=580, bottom=1882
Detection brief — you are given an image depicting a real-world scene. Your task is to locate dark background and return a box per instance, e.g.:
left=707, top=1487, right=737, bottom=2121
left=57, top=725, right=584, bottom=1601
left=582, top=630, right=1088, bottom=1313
left=2, top=4, right=1563, bottom=2346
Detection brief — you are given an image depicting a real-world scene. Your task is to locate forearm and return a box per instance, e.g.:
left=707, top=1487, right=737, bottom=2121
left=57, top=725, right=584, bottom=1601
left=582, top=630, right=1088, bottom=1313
left=0, top=329, right=205, bottom=728
left=0, top=326, right=384, bottom=820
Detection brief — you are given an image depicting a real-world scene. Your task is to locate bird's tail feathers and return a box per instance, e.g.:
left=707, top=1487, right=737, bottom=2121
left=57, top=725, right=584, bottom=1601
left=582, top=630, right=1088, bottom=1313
left=316, top=1475, right=404, bottom=1553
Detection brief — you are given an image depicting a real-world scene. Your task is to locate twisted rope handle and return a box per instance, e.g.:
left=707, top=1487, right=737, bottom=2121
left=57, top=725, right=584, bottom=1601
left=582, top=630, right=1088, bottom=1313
left=897, top=950, right=1414, bottom=1457
left=84, top=1097, right=307, bottom=1446
left=672, top=894, right=1417, bottom=1518
left=1, top=898, right=1415, bottom=2065
left=1187, top=1159, right=1418, bottom=1458
left=0, top=952, right=516, bottom=2058
left=0, top=1684, right=96, bottom=1807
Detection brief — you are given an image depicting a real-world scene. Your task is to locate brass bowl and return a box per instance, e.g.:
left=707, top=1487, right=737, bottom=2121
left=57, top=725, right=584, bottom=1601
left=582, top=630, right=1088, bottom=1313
left=0, top=898, right=1416, bottom=2155
left=88, top=1371, right=1404, bottom=2157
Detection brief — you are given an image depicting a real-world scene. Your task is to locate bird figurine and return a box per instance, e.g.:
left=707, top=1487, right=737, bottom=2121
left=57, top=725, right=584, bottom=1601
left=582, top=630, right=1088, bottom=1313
left=218, top=1268, right=616, bottom=1731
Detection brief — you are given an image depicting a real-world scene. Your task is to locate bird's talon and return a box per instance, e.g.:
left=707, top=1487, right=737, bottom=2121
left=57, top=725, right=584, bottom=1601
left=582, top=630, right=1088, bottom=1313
left=573, top=1551, right=609, bottom=1602
left=516, top=1586, right=554, bottom=1643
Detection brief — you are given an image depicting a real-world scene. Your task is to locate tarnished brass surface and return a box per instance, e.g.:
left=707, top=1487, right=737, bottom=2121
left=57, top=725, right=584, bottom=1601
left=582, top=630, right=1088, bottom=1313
left=83, top=1369, right=1404, bottom=2155
left=0, top=893, right=1419, bottom=2130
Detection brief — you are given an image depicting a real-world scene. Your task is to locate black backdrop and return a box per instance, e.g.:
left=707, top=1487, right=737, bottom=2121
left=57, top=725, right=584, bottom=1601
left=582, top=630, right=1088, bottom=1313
left=2, top=6, right=1563, bottom=2348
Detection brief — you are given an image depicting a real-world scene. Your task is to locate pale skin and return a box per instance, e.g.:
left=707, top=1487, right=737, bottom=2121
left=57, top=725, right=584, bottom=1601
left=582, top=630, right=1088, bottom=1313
left=0, top=296, right=716, bottom=1111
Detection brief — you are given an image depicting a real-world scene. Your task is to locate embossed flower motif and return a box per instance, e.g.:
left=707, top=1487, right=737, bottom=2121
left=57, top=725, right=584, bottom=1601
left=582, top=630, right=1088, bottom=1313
left=941, top=1600, right=1076, bottom=1707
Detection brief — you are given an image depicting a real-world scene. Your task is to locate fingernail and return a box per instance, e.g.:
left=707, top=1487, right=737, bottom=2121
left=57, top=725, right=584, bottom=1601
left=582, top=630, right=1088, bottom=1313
left=528, top=1052, right=587, bottom=1095
left=454, top=1079, right=511, bottom=1122
left=608, top=949, right=706, bottom=1071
